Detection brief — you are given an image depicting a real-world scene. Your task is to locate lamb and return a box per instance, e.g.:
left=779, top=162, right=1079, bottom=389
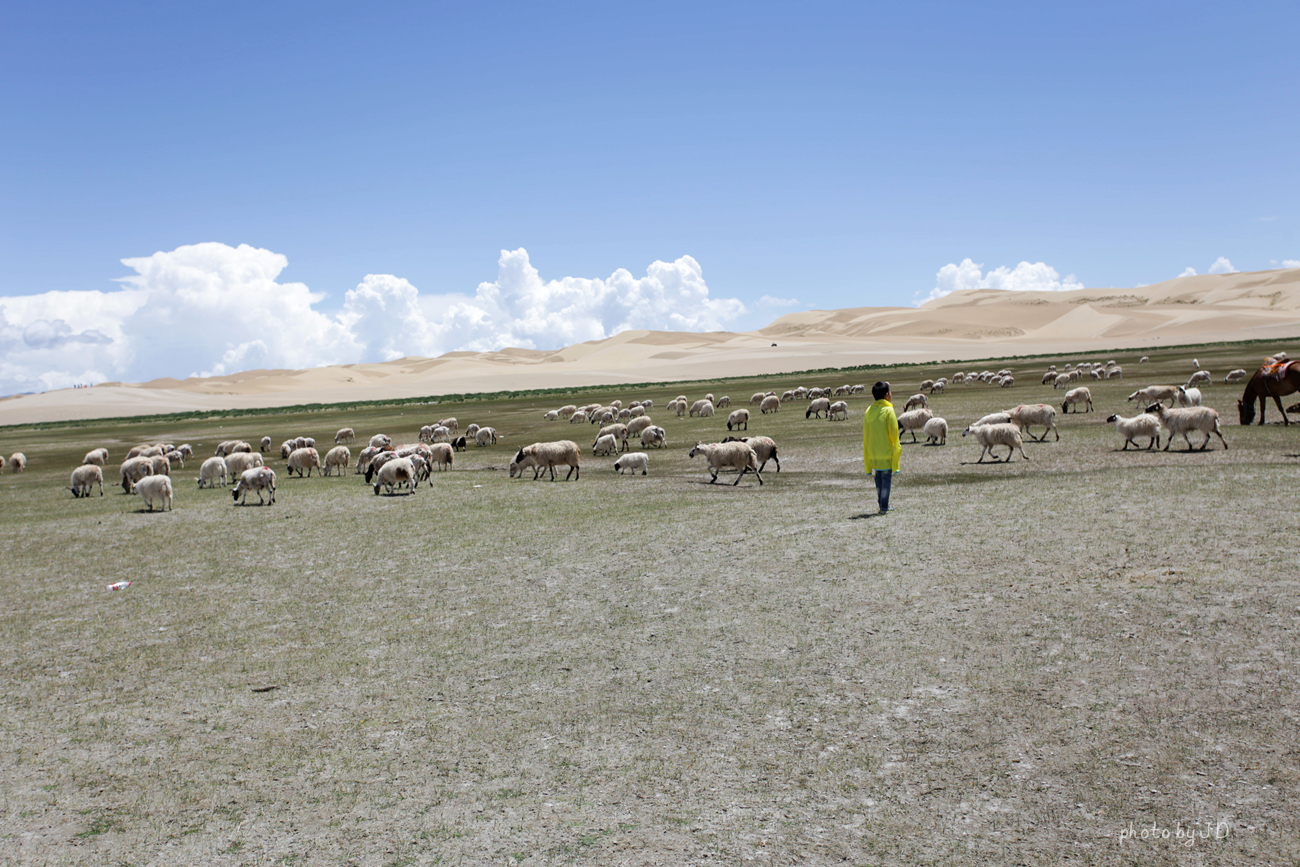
left=335, top=427, right=355, bottom=444
left=431, top=425, right=452, bottom=444
left=1145, top=403, right=1228, bottom=451
left=1106, top=412, right=1162, bottom=450
left=260, top=436, right=272, bottom=452
left=715, top=396, right=731, bottom=408
left=688, top=441, right=762, bottom=485
left=475, top=427, right=498, bottom=446
left=896, top=408, right=933, bottom=443
left=721, top=435, right=780, bottom=472
left=1061, top=387, right=1093, bottom=414
left=83, top=447, right=109, bottom=466
left=512, top=440, right=581, bottom=481
left=640, top=425, right=667, bottom=449
left=1224, top=369, right=1247, bottom=384
left=593, top=435, right=619, bottom=456
left=164, top=449, right=186, bottom=468
left=508, top=452, right=540, bottom=479
left=760, top=395, right=781, bottom=414
left=1187, top=370, right=1212, bottom=388
left=689, top=399, right=715, bottom=418
left=70, top=464, right=104, bottom=498
left=727, top=409, right=750, bottom=431
left=1005, top=404, right=1060, bottom=442
left=903, top=394, right=928, bottom=412
left=231, top=467, right=277, bottom=505
left=1127, top=385, right=1179, bottom=405
left=596, top=423, right=630, bottom=450
left=922, top=417, right=948, bottom=445
left=224, top=451, right=264, bottom=478
left=961, top=423, right=1029, bottom=463
left=1175, top=386, right=1202, bottom=407
left=427, top=443, right=453, bottom=471
left=373, top=457, right=418, bottom=494
left=805, top=397, right=831, bottom=419
left=613, top=452, right=649, bottom=475
left=135, top=474, right=174, bottom=511
left=197, top=456, right=228, bottom=488
left=355, top=446, right=385, bottom=475
left=323, top=445, right=352, bottom=476
left=284, top=447, right=321, bottom=478
left=119, top=456, right=154, bottom=493
left=827, top=401, right=849, bottom=421
left=369, top=434, right=392, bottom=450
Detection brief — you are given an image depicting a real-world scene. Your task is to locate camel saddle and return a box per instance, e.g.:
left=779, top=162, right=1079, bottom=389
left=1261, top=356, right=1297, bottom=381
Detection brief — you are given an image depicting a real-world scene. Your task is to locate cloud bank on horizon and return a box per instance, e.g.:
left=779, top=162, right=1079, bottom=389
left=0, top=243, right=750, bottom=395
left=917, top=259, right=1085, bottom=305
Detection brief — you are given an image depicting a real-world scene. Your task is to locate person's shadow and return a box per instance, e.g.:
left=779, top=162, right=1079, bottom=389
left=849, top=512, right=887, bottom=519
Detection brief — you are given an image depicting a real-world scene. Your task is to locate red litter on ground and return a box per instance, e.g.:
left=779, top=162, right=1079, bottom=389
left=107, top=581, right=132, bottom=591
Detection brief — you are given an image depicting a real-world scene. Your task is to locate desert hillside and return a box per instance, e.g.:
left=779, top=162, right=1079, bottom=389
left=4, top=268, right=1298, bottom=425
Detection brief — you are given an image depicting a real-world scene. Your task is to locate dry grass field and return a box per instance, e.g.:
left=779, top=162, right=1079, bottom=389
left=2, top=343, right=1299, bottom=866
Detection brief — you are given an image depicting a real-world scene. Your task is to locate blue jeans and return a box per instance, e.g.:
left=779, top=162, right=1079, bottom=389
left=873, top=469, right=893, bottom=512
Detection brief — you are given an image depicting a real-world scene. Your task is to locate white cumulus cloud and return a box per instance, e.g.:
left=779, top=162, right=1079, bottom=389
left=1178, top=267, right=1198, bottom=277
left=917, top=258, right=1083, bottom=305
left=1207, top=256, right=1237, bottom=275
left=1284, top=260, right=1300, bottom=269
left=0, top=243, right=745, bottom=396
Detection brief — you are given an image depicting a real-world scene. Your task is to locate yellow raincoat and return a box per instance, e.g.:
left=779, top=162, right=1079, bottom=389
left=863, top=398, right=901, bottom=472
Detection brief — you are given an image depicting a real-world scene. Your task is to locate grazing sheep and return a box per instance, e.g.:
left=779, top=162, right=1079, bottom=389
left=1145, top=403, right=1228, bottom=451
left=593, top=435, right=619, bottom=456
left=476, top=427, right=498, bottom=446
left=323, top=445, right=352, bottom=476
left=922, top=417, right=948, bottom=445
left=224, top=451, right=264, bottom=479
left=1140, top=356, right=1149, bottom=363
left=260, top=435, right=272, bottom=452
left=1224, top=369, right=1247, bottom=384
left=373, top=457, right=418, bottom=494
left=197, top=456, right=228, bottom=488
left=83, top=448, right=109, bottom=466
left=722, top=435, right=780, bottom=472
left=437, top=417, right=458, bottom=433
left=426, top=443, right=453, bottom=471
left=465, top=423, right=481, bottom=438
left=335, top=427, right=355, bottom=444
left=627, top=406, right=645, bottom=418
left=627, top=416, right=655, bottom=437
left=715, top=396, right=731, bottom=409
left=728, top=409, right=750, bottom=431
left=135, top=474, right=174, bottom=511
left=613, top=452, right=649, bottom=475
left=70, top=464, right=104, bottom=498
left=806, top=397, right=831, bottom=419
left=896, top=408, right=933, bottom=443
left=961, top=423, right=1029, bottom=463
left=641, top=399, right=653, bottom=410
left=1041, top=370, right=1058, bottom=385
left=1187, top=370, right=1212, bottom=388
left=1128, top=385, right=1179, bottom=406
left=760, top=395, right=780, bottom=414
left=999, top=376, right=1015, bottom=388
left=513, top=441, right=581, bottom=481
left=689, top=399, right=715, bottom=418
left=164, top=449, right=185, bottom=468
left=930, top=381, right=946, bottom=395
left=1005, top=404, right=1060, bottom=442
left=119, top=456, right=154, bottom=493
left=354, top=446, right=385, bottom=475
left=430, top=425, right=452, bottom=444
left=1106, top=412, right=1162, bottom=450
left=508, top=452, right=540, bottom=479
left=640, top=425, right=667, bottom=449
left=229, top=441, right=253, bottom=454
left=793, top=387, right=808, bottom=399
left=557, top=405, right=578, bottom=418
left=285, top=447, right=321, bottom=478
left=827, top=400, right=849, bottom=421
left=369, top=434, right=392, bottom=450
left=149, top=455, right=171, bottom=477
left=231, top=467, right=277, bottom=505
left=851, top=384, right=867, bottom=395
left=808, top=387, right=826, bottom=399
left=596, top=423, right=630, bottom=450
left=279, top=440, right=295, bottom=459
left=903, top=393, right=928, bottom=412
left=1061, top=387, right=1093, bottom=414
left=569, top=410, right=587, bottom=424
left=919, top=380, right=935, bottom=392
left=1053, top=373, right=1071, bottom=389
left=688, top=441, right=762, bottom=486
left=1175, top=386, right=1202, bottom=407
left=780, top=390, right=795, bottom=402
left=1089, top=369, right=1103, bottom=380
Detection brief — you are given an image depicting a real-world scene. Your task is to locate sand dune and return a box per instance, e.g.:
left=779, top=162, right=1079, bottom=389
left=5, top=268, right=1298, bottom=425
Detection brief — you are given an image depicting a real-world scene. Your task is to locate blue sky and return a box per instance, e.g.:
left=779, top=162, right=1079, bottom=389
left=1, top=1, right=1297, bottom=391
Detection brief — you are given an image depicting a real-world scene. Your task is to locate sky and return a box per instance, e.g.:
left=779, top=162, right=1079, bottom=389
left=1, top=1, right=1297, bottom=393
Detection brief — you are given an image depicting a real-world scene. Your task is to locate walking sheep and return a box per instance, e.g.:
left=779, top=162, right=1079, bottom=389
left=70, top=464, right=104, bottom=498
left=688, top=441, right=762, bottom=486
left=613, top=453, right=650, bottom=475
left=896, top=408, right=934, bottom=443
left=1224, top=369, right=1247, bottom=384
left=1145, top=403, right=1228, bottom=451
left=1175, top=386, right=1202, bottom=407
left=1005, top=404, right=1060, bottom=442
left=640, top=426, right=667, bottom=449
left=1128, top=385, right=1179, bottom=406
left=9, top=453, right=27, bottom=473
left=135, top=474, right=174, bottom=511
left=512, top=441, right=581, bottom=481
left=961, top=423, right=1030, bottom=463
left=720, top=435, right=780, bottom=472
left=232, top=467, right=277, bottom=505
left=827, top=401, right=849, bottom=421
left=1106, top=412, right=1162, bottom=450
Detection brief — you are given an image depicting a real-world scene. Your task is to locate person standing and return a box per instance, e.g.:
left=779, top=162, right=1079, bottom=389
left=863, top=381, right=901, bottom=513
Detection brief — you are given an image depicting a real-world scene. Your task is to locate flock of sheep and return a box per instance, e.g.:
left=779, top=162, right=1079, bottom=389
left=13, top=354, right=1266, bottom=510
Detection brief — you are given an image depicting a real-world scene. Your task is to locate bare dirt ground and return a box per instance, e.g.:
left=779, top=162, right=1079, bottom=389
left=2, top=345, right=1298, bottom=866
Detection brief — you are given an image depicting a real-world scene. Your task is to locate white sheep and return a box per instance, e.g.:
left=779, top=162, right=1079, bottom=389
left=512, top=441, right=581, bottom=481
left=557, top=404, right=578, bottom=417
left=1187, top=370, right=1212, bottom=388
left=727, top=409, right=750, bottom=431
left=285, top=447, right=321, bottom=478
left=149, top=455, right=171, bottom=478
left=476, top=427, right=498, bottom=446
left=164, top=450, right=185, bottom=468
left=369, top=434, right=392, bottom=450
left=355, top=446, right=385, bottom=475
left=224, top=451, right=264, bottom=478
left=896, top=408, right=933, bottom=443
left=373, top=456, right=418, bottom=494
left=82, top=447, right=109, bottom=466
left=431, top=425, right=452, bottom=444
left=688, top=441, right=762, bottom=485
left=435, top=417, right=457, bottom=433
left=805, top=397, right=831, bottom=419
left=465, top=423, right=481, bottom=438
left=715, top=396, right=731, bottom=409
left=929, top=381, right=946, bottom=395
left=596, top=423, right=630, bottom=450
left=70, top=464, right=104, bottom=497
left=827, top=401, right=849, bottom=421
left=961, top=423, right=1029, bottom=463
left=1127, top=385, right=1179, bottom=405
left=1106, top=412, right=1162, bottom=450
left=260, top=435, right=272, bottom=452
left=1005, top=404, right=1060, bottom=442
left=923, top=417, right=948, bottom=445
left=569, top=410, right=587, bottom=424
left=1224, top=369, right=1247, bottom=384
left=508, top=452, right=540, bottom=479
left=135, top=474, right=174, bottom=511
left=177, top=444, right=193, bottom=459
left=627, top=416, right=655, bottom=437
left=593, top=435, right=619, bottom=456
left=323, top=445, right=352, bottom=476
left=232, top=467, right=277, bottom=505
left=1053, top=373, right=1072, bottom=389
left=919, top=379, right=935, bottom=391
left=119, top=456, right=154, bottom=493
left=971, top=411, right=1011, bottom=427
left=1000, top=376, right=1015, bottom=388
left=689, top=399, right=715, bottom=418
left=903, top=393, right=928, bottom=412
left=1140, top=356, right=1149, bottom=363
left=780, top=390, right=795, bottom=402
left=627, top=406, right=645, bottom=418
left=640, top=425, right=667, bottom=449
left=1041, top=371, right=1058, bottom=385
left=1145, top=403, right=1228, bottom=451
left=1061, top=387, right=1093, bottom=414
left=760, top=395, right=780, bottom=414
left=1175, top=386, right=1202, bottom=407
left=427, top=443, right=453, bottom=471
left=613, top=452, right=649, bottom=475
left=722, top=435, right=780, bottom=472
left=335, top=427, right=355, bottom=444
left=197, top=456, right=228, bottom=488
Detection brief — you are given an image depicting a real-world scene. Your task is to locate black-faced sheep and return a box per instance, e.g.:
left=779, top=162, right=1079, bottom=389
left=1145, top=403, right=1228, bottom=451
left=372, top=457, right=418, bottom=494
left=513, top=441, right=581, bottom=481
left=613, top=453, right=649, bottom=475
left=70, top=464, right=104, bottom=497
left=1106, top=412, right=1162, bottom=450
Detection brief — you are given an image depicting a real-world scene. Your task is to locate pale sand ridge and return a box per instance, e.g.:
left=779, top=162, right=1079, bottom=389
left=4, top=268, right=1298, bottom=425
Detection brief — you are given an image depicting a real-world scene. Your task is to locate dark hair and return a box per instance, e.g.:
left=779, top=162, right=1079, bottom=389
left=872, top=381, right=891, bottom=400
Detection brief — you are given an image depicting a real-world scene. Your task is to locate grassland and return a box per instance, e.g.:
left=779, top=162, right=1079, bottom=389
left=1, top=343, right=1298, bottom=866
